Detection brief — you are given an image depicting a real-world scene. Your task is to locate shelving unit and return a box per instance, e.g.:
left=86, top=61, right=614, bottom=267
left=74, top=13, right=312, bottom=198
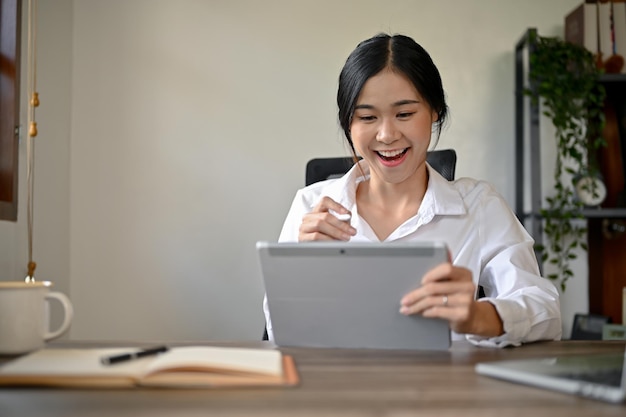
left=515, top=28, right=626, bottom=324
left=515, top=28, right=626, bottom=266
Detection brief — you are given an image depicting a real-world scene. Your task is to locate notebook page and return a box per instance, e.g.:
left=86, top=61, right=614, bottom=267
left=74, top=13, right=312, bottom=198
left=144, top=346, right=283, bottom=377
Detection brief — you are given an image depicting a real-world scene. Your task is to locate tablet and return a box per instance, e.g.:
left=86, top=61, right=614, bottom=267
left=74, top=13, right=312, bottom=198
left=257, top=241, right=451, bottom=350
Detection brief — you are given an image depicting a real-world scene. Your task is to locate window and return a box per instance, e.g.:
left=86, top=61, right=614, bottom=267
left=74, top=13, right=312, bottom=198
left=0, top=0, right=22, bottom=221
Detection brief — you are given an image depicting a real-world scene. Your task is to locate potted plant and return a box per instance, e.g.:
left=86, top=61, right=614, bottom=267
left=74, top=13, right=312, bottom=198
left=525, top=32, right=606, bottom=291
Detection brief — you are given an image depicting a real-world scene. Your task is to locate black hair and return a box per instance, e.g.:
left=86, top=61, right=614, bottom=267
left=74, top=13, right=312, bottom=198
left=337, top=33, right=448, bottom=155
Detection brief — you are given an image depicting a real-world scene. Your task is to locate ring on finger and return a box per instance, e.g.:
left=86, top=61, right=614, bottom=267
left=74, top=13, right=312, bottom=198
left=442, top=295, right=448, bottom=307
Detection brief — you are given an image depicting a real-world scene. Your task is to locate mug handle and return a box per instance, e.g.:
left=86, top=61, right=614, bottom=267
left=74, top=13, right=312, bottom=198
left=44, top=292, right=74, bottom=341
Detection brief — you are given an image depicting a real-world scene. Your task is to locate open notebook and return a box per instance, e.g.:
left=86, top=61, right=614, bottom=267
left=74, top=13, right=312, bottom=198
left=0, top=346, right=299, bottom=389
left=475, top=348, right=626, bottom=403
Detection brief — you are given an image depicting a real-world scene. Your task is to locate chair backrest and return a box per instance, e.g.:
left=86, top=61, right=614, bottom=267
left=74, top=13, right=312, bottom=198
left=305, top=149, right=457, bottom=186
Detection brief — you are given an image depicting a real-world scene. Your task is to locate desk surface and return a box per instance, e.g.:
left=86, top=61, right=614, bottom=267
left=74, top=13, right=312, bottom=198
left=0, top=340, right=624, bottom=416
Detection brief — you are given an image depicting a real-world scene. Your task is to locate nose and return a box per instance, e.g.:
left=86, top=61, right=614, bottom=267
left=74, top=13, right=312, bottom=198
left=376, top=117, right=400, bottom=145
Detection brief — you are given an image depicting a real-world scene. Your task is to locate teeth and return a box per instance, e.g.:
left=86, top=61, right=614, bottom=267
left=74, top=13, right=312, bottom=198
left=378, top=149, right=406, bottom=158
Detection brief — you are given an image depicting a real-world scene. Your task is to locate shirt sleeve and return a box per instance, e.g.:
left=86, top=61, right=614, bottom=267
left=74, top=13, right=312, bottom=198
left=465, top=186, right=562, bottom=348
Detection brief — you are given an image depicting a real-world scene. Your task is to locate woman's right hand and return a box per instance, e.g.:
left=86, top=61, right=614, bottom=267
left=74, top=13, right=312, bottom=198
left=298, top=197, right=357, bottom=241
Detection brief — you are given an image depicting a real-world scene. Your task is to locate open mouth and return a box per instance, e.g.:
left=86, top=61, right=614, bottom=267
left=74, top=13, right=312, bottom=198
left=376, top=148, right=409, bottom=162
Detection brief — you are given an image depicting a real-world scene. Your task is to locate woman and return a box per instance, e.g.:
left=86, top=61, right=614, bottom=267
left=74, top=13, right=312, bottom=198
left=264, top=33, right=561, bottom=347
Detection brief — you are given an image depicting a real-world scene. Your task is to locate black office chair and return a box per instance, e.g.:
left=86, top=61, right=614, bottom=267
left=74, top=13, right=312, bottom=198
left=305, top=149, right=457, bottom=185
left=262, top=149, right=458, bottom=340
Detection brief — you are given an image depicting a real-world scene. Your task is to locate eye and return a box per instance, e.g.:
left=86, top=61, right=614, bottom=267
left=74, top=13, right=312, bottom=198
left=357, top=115, right=376, bottom=122
left=397, top=112, right=414, bottom=119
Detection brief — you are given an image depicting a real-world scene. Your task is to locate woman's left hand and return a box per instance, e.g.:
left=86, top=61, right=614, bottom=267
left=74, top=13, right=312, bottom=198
left=399, top=263, right=503, bottom=336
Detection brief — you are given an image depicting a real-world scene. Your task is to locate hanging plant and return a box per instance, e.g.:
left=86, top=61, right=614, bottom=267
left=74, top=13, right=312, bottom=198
left=525, top=32, right=606, bottom=291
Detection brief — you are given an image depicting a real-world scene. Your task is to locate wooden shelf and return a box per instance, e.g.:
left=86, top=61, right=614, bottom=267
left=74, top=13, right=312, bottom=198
left=599, top=73, right=626, bottom=83
left=521, top=208, right=626, bottom=219
left=515, top=28, right=626, bottom=325
left=581, top=208, right=626, bottom=218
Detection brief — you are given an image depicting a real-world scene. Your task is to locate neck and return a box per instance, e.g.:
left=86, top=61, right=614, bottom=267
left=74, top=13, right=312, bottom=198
left=359, top=166, right=428, bottom=213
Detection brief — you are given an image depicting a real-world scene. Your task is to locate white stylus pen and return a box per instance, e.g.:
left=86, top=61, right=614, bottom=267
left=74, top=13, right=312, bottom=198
left=330, top=210, right=351, bottom=222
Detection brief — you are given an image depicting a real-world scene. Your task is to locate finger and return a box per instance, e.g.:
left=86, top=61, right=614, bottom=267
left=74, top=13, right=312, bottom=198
left=299, top=212, right=355, bottom=241
left=400, top=292, right=450, bottom=315
left=402, top=291, right=474, bottom=319
left=298, top=197, right=357, bottom=241
left=398, top=264, right=448, bottom=307
left=400, top=281, right=474, bottom=312
left=302, top=211, right=355, bottom=235
left=312, top=197, right=355, bottom=230
left=420, top=263, right=469, bottom=285
left=399, top=281, right=455, bottom=308
left=312, top=196, right=351, bottom=217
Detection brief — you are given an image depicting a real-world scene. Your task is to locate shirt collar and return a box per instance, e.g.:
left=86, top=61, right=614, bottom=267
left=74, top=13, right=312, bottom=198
left=319, top=160, right=366, bottom=211
left=424, top=164, right=466, bottom=216
left=324, top=159, right=466, bottom=217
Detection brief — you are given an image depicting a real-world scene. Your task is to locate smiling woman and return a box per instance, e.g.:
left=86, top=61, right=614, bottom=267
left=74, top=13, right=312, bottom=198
left=0, top=0, right=21, bottom=221
left=263, top=33, right=563, bottom=349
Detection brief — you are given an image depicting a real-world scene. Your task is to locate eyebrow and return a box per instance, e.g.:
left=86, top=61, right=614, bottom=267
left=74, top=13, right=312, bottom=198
left=354, top=99, right=420, bottom=110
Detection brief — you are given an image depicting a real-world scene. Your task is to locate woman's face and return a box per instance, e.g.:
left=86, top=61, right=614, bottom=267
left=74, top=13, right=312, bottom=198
left=350, top=69, right=437, bottom=184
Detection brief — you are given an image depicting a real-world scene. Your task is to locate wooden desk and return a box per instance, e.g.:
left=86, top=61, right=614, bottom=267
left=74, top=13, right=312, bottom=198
left=0, top=340, right=624, bottom=416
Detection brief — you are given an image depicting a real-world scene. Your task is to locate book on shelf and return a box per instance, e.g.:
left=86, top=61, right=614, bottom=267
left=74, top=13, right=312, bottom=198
left=615, top=0, right=626, bottom=74
left=598, top=1, right=614, bottom=61
left=565, top=0, right=598, bottom=54
left=0, top=345, right=299, bottom=389
left=612, top=92, right=626, bottom=205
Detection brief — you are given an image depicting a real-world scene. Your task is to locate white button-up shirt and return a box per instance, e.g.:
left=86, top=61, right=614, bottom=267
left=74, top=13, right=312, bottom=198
left=264, top=161, right=562, bottom=347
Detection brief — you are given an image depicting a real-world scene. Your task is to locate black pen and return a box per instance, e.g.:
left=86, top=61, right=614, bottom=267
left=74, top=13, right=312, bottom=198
left=100, top=345, right=169, bottom=366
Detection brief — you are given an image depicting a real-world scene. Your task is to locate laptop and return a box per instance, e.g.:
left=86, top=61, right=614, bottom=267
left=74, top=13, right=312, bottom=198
left=256, top=241, right=451, bottom=351
left=475, top=348, right=626, bottom=403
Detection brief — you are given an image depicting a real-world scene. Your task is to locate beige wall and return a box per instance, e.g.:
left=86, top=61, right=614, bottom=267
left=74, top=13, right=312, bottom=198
left=0, top=0, right=586, bottom=340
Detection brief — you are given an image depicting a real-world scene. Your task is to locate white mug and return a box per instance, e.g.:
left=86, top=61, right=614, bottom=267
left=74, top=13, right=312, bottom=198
left=0, top=281, right=73, bottom=355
